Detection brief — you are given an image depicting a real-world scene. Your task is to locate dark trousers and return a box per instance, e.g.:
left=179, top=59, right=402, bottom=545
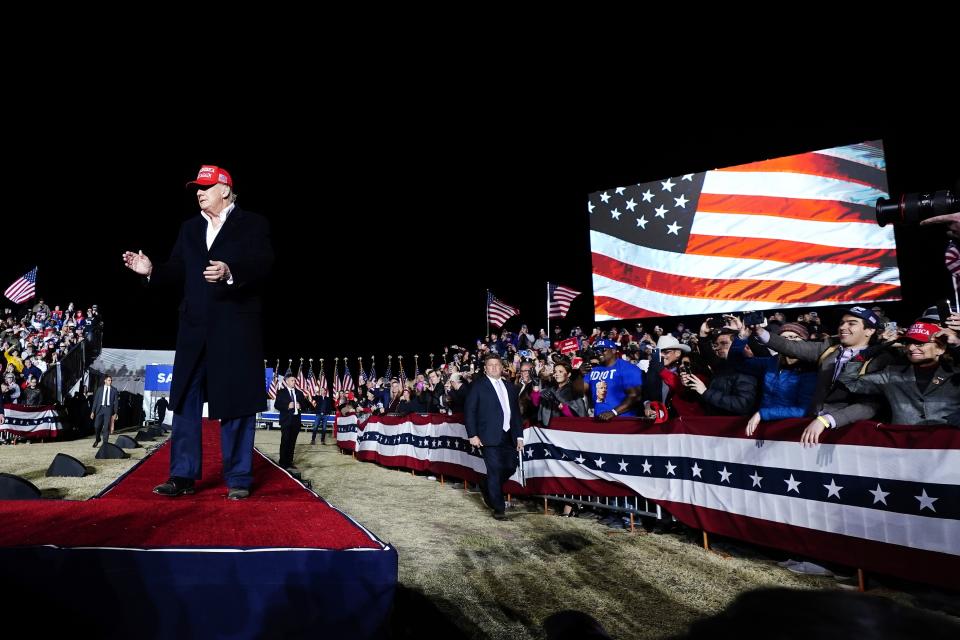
left=482, top=429, right=519, bottom=513
left=279, top=417, right=301, bottom=468
left=93, top=410, right=112, bottom=443
left=310, top=416, right=327, bottom=443
left=171, top=358, right=255, bottom=489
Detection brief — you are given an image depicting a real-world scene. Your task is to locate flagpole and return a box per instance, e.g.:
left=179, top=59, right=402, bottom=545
left=486, top=289, right=490, bottom=339
left=953, top=276, right=960, bottom=314
left=546, top=281, right=551, bottom=339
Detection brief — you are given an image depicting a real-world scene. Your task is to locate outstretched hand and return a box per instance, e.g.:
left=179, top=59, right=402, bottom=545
left=920, top=212, right=960, bottom=238
left=122, top=250, right=153, bottom=276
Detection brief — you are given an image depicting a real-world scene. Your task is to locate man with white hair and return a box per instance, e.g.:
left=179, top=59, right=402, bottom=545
left=123, top=165, right=274, bottom=499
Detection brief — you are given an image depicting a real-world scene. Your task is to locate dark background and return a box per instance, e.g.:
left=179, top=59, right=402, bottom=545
left=5, top=115, right=958, bottom=372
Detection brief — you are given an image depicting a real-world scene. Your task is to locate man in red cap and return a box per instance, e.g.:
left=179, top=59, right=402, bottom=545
left=122, top=165, right=274, bottom=499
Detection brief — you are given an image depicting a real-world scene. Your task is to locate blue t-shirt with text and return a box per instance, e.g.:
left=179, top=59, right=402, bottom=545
left=586, top=360, right=643, bottom=416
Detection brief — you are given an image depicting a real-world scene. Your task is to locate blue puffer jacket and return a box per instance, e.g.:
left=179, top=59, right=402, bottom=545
left=731, top=338, right=817, bottom=420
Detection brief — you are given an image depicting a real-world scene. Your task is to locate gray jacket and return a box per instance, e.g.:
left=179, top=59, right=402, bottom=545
left=843, top=364, right=960, bottom=425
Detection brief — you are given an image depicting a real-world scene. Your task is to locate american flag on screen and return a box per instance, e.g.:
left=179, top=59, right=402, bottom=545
left=487, top=291, right=520, bottom=328
left=589, top=140, right=898, bottom=320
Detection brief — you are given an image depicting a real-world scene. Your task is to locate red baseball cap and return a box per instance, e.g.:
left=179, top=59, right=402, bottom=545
left=904, top=322, right=940, bottom=343
left=186, top=165, right=233, bottom=188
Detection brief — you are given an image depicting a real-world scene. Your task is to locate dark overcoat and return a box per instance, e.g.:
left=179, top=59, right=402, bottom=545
left=150, top=207, right=273, bottom=419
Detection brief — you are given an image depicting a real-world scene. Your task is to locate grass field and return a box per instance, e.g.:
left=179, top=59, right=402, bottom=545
left=2, top=427, right=955, bottom=639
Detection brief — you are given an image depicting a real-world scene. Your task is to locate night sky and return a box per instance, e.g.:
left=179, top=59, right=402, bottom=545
left=6, top=113, right=958, bottom=373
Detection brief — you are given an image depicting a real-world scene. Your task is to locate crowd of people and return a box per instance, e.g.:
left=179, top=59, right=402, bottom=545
left=1, top=299, right=103, bottom=444
left=317, top=304, right=960, bottom=445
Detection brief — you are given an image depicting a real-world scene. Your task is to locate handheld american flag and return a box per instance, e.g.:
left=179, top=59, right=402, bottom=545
left=945, top=241, right=960, bottom=279
left=4, top=267, right=37, bottom=305
left=589, top=141, right=898, bottom=319
left=548, top=283, right=582, bottom=319
left=487, top=291, right=519, bottom=328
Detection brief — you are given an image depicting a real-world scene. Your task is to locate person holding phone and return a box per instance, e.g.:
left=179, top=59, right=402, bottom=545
left=684, top=316, right=759, bottom=416
left=748, top=306, right=895, bottom=445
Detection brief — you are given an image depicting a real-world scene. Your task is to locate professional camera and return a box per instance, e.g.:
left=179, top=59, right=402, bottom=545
left=875, top=187, right=957, bottom=227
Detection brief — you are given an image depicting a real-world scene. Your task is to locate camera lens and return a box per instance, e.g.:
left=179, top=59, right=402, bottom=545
left=875, top=190, right=956, bottom=227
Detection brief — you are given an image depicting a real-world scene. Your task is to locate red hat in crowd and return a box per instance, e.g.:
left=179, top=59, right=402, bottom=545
left=904, top=322, right=941, bottom=343
left=186, top=165, right=233, bottom=188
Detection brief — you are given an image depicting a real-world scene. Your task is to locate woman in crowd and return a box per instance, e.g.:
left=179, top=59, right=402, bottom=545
left=736, top=323, right=818, bottom=436
left=842, top=321, right=960, bottom=426
left=531, top=360, right=588, bottom=516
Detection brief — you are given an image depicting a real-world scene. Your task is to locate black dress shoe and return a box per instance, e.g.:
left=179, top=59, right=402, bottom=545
left=492, top=512, right=508, bottom=521
left=92, top=439, right=100, bottom=448
left=153, top=477, right=195, bottom=497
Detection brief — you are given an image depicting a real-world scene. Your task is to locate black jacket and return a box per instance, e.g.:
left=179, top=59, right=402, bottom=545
left=464, top=377, right=523, bottom=445
left=149, top=207, right=274, bottom=419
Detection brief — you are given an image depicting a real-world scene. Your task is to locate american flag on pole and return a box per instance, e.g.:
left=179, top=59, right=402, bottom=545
left=4, top=267, right=37, bottom=305
left=267, top=362, right=280, bottom=400
left=342, top=365, right=354, bottom=392
left=548, top=283, right=582, bottom=319
left=358, top=360, right=367, bottom=387
left=945, top=241, right=960, bottom=280
left=487, top=291, right=519, bottom=328
left=383, top=360, right=393, bottom=383
left=589, top=141, right=898, bottom=319
left=368, top=361, right=377, bottom=386
left=296, top=361, right=307, bottom=393
left=317, top=364, right=328, bottom=397
left=398, top=358, right=407, bottom=387
left=333, top=361, right=342, bottom=395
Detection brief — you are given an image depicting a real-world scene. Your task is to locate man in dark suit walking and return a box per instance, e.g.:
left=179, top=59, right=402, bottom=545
left=154, top=395, right=169, bottom=425
left=90, top=375, right=118, bottom=447
left=274, top=373, right=314, bottom=472
left=465, top=353, right=524, bottom=520
left=123, top=165, right=273, bottom=500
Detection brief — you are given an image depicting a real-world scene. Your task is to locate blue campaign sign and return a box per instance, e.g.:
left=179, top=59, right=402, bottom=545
left=265, top=368, right=274, bottom=394
left=145, top=364, right=174, bottom=392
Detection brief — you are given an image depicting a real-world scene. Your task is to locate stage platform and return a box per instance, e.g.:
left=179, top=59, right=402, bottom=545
left=0, top=420, right=397, bottom=639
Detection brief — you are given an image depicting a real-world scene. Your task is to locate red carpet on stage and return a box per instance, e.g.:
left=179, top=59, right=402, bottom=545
left=0, top=420, right=397, bottom=639
left=0, top=420, right=380, bottom=549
